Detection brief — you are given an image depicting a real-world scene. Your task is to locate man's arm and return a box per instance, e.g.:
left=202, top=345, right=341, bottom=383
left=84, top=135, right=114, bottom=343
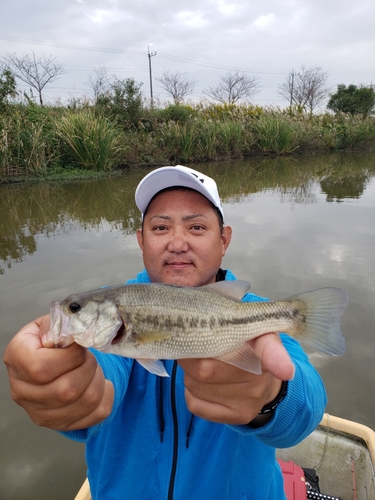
left=179, top=333, right=326, bottom=447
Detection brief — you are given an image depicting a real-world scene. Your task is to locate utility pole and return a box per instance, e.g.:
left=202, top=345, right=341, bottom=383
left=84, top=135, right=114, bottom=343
left=148, top=46, right=156, bottom=106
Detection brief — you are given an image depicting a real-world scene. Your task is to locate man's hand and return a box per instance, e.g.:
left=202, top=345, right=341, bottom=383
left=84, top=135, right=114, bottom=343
left=3, top=315, right=114, bottom=431
left=178, top=332, right=294, bottom=425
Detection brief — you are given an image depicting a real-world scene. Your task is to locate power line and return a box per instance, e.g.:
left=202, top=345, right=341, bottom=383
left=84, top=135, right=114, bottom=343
left=0, top=33, right=142, bottom=54
left=157, top=52, right=287, bottom=75
left=0, top=33, right=288, bottom=76
left=1, top=32, right=289, bottom=104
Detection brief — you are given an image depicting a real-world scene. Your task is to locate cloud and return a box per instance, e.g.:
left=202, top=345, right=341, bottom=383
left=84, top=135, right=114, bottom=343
left=0, top=0, right=374, bottom=105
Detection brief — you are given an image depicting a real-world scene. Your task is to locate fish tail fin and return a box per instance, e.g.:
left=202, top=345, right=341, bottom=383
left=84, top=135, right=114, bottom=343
left=288, top=287, right=348, bottom=355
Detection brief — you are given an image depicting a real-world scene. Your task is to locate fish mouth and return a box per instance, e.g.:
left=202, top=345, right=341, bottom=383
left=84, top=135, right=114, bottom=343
left=43, top=301, right=74, bottom=348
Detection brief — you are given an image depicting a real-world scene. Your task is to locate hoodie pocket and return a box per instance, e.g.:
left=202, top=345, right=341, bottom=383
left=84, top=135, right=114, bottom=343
left=234, top=494, right=247, bottom=500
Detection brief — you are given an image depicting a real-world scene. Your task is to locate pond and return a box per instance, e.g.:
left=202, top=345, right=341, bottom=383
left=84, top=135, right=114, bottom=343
left=1, top=152, right=375, bottom=499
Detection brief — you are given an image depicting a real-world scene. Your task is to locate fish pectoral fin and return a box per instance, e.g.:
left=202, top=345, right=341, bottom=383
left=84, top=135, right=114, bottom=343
left=201, top=280, right=251, bottom=301
left=216, top=344, right=262, bottom=374
left=133, top=330, right=174, bottom=344
left=136, top=359, right=169, bottom=377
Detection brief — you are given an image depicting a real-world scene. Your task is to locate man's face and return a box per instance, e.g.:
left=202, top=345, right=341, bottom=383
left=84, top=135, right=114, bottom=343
left=137, top=189, right=232, bottom=287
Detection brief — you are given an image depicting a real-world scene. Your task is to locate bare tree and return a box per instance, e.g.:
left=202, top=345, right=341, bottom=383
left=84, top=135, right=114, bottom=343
left=85, top=66, right=110, bottom=103
left=1, top=51, right=66, bottom=106
left=202, top=71, right=261, bottom=105
left=156, top=70, right=196, bottom=104
left=278, top=66, right=330, bottom=113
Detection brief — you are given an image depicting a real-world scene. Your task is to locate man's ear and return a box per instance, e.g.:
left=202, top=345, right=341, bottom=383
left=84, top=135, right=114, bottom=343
left=136, top=228, right=144, bottom=251
left=221, top=225, right=232, bottom=256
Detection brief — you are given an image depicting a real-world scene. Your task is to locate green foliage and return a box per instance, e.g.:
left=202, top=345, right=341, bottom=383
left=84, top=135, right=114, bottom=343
left=327, top=84, right=375, bottom=118
left=197, top=102, right=264, bottom=121
left=96, top=77, right=144, bottom=128
left=251, top=115, right=302, bottom=154
left=154, top=118, right=255, bottom=162
left=156, top=104, right=196, bottom=123
left=56, top=110, right=125, bottom=171
left=1, top=100, right=375, bottom=182
left=0, top=70, right=17, bottom=111
left=0, top=104, right=57, bottom=178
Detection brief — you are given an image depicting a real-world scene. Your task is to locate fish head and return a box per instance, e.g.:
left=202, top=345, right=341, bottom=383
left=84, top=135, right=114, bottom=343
left=45, top=292, right=123, bottom=351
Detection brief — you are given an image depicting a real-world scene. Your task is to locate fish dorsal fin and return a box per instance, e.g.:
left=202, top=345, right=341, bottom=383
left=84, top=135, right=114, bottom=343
left=201, top=280, right=251, bottom=301
left=216, top=343, right=262, bottom=374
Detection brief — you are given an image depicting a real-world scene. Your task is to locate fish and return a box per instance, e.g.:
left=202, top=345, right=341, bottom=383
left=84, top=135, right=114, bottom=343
left=43, top=281, right=348, bottom=377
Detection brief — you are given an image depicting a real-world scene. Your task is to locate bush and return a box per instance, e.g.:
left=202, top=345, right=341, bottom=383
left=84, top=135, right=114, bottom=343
left=251, top=115, right=302, bottom=154
left=327, top=84, right=375, bottom=118
left=56, top=110, right=125, bottom=171
left=96, top=78, right=144, bottom=128
left=0, top=104, right=57, bottom=178
left=156, top=104, right=196, bottom=123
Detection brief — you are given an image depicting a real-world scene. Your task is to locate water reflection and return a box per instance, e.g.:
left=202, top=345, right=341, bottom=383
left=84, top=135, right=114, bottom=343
left=2, top=152, right=375, bottom=273
left=0, top=174, right=144, bottom=272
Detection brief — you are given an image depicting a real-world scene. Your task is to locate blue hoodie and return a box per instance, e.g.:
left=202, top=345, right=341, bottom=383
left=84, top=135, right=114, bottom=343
left=62, top=269, right=327, bottom=500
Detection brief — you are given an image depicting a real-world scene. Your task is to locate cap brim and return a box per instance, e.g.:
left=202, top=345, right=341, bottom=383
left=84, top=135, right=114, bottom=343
left=135, top=166, right=222, bottom=217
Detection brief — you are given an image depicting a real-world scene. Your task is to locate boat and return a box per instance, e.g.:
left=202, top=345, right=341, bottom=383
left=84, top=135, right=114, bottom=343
left=277, top=413, right=375, bottom=499
left=74, top=413, right=375, bottom=500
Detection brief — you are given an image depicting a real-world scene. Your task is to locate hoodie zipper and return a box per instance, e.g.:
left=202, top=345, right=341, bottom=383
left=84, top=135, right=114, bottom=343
left=167, top=361, right=179, bottom=500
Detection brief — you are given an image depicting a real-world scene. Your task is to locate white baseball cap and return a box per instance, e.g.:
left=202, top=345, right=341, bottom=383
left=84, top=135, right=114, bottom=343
left=135, top=165, right=224, bottom=219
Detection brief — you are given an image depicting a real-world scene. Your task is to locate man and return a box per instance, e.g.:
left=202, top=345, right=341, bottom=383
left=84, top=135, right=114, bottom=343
left=4, top=165, right=326, bottom=499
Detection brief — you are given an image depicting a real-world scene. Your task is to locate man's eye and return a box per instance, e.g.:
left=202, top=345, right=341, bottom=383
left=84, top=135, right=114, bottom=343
left=154, top=225, right=168, bottom=231
left=191, top=225, right=204, bottom=231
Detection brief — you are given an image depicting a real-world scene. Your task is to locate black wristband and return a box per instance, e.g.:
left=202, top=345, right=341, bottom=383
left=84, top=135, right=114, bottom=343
left=258, top=380, right=288, bottom=415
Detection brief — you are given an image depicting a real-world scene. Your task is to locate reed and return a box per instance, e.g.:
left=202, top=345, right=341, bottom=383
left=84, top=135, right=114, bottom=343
left=1, top=102, right=375, bottom=182
left=250, top=114, right=303, bottom=154
left=0, top=107, right=54, bottom=178
left=56, top=110, right=125, bottom=171
left=153, top=119, right=256, bottom=162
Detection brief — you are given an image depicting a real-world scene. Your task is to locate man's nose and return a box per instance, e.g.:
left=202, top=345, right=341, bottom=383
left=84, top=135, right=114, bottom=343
left=166, top=230, right=189, bottom=252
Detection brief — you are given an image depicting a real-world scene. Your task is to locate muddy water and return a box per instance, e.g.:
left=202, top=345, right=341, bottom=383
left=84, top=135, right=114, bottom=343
left=1, top=152, right=375, bottom=499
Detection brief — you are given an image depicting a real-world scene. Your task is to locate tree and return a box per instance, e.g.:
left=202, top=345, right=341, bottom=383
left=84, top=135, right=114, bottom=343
left=156, top=70, right=196, bottom=103
left=202, top=71, right=261, bottom=105
left=327, top=84, right=375, bottom=117
left=278, top=66, right=330, bottom=113
left=0, top=69, right=17, bottom=110
left=85, top=66, right=110, bottom=103
left=1, top=51, right=66, bottom=106
left=97, top=77, right=144, bottom=127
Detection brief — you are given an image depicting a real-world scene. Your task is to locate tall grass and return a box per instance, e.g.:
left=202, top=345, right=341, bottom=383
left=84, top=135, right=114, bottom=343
left=1, top=102, right=375, bottom=181
left=0, top=107, right=55, bottom=178
left=251, top=114, right=303, bottom=154
left=154, top=119, right=256, bottom=162
left=56, top=110, right=125, bottom=171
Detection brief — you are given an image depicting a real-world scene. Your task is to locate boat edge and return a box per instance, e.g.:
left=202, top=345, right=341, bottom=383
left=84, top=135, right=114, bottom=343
left=320, top=413, right=375, bottom=466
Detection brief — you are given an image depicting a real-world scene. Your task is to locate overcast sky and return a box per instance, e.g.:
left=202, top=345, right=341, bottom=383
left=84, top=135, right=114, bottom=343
left=1, top=0, right=374, bottom=108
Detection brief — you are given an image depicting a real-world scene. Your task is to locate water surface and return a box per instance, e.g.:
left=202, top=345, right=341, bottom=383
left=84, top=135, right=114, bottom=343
left=1, top=152, right=375, bottom=499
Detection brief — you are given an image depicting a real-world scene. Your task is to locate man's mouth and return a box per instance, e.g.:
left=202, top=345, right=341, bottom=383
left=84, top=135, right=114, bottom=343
left=165, top=261, right=193, bottom=268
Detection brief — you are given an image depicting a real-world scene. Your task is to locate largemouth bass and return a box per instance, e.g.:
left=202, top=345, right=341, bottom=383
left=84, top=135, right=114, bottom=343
left=44, top=281, right=348, bottom=377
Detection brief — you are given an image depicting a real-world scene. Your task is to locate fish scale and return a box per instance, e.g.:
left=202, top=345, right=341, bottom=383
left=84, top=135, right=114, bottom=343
left=114, top=302, right=296, bottom=358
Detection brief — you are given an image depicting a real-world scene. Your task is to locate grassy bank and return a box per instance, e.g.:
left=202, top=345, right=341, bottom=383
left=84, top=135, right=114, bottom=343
left=1, top=101, right=375, bottom=182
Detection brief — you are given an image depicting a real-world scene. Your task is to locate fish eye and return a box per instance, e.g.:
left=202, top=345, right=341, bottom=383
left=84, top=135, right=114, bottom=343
left=69, top=302, right=81, bottom=313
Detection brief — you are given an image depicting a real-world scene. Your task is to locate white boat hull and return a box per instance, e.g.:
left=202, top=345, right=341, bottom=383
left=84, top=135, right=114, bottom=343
left=277, top=414, right=375, bottom=499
